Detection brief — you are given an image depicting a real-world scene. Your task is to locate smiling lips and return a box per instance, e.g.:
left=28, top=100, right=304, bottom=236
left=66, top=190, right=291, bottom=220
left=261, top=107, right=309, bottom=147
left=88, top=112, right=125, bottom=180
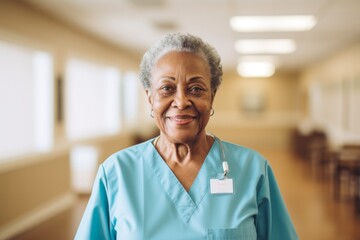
left=168, top=115, right=196, bottom=125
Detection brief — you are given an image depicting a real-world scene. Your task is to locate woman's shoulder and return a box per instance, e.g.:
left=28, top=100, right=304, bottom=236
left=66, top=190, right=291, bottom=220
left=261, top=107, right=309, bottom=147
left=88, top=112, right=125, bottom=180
left=102, top=138, right=154, bottom=169
left=222, top=140, right=264, bottom=156
left=221, top=140, right=268, bottom=166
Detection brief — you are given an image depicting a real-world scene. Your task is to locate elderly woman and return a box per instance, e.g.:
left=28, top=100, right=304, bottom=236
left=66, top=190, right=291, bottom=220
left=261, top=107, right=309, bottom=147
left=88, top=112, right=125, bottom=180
left=75, top=33, right=298, bottom=239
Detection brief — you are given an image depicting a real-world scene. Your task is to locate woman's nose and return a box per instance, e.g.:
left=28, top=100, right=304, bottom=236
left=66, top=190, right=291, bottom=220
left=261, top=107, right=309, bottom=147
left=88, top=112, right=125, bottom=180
left=172, top=89, right=191, bottom=109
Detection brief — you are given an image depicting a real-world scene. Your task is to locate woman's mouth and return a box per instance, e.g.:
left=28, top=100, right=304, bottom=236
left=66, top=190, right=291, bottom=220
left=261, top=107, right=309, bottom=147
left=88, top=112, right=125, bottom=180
left=168, top=115, right=195, bottom=125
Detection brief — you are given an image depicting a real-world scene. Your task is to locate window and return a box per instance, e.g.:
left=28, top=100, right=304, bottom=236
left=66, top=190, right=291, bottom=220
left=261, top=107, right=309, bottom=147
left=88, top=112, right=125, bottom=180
left=122, top=71, right=139, bottom=128
left=0, top=41, right=53, bottom=160
left=122, top=71, right=152, bottom=130
left=348, top=78, right=360, bottom=134
left=308, top=78, right=360, bottom=145
left=64, top=58, right=121, bottom=140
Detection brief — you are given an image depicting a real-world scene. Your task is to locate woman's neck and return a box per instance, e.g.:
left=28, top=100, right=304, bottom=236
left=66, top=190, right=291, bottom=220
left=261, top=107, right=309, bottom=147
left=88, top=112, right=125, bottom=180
left=154, top=132, right=214, bottom=191
left=154, top=133, right=213, bottom=166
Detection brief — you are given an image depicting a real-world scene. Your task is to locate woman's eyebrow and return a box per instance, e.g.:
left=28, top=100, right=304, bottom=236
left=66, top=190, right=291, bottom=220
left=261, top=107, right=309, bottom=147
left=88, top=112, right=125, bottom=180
left=188, top=76, right=207, bottom=83
left=157, top=75, right=207, bottom=83
left=159, top=76, right=176, bottom=81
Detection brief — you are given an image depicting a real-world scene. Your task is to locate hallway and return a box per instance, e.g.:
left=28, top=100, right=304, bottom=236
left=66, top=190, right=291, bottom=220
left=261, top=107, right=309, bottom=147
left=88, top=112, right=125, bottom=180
left=262, top=149, right=360, bottom=240
left=10, top=149, right=360, bottom=240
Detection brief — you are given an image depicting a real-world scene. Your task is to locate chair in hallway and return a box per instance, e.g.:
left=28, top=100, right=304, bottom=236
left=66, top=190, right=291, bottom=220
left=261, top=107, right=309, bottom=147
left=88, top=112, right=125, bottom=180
left=333, top=144, right=360, bottom=213
left=292, top=129, right=331, bottom=177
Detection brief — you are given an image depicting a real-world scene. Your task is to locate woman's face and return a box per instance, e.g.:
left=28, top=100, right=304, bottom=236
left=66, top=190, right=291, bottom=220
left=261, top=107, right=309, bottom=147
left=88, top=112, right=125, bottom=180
left=147, top=51, right=214, bottom=144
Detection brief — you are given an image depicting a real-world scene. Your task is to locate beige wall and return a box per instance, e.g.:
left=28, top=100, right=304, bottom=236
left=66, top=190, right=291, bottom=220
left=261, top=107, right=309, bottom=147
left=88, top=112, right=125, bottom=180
left=0, top=150, right=70, bottom=226
left=0, top=0, right=140, bottom=236
left=214, top=70, right=300, bottom=112
left=298, top=39, right=360, bottom=147
left=300, top=41, right=360, bottom=89
left=208, top=70, right=300, bottom=150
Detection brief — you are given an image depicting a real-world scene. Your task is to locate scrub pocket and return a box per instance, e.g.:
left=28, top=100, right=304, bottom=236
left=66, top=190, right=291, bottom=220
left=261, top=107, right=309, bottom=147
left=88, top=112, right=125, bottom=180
left=207, top=222, right=256, bottom=240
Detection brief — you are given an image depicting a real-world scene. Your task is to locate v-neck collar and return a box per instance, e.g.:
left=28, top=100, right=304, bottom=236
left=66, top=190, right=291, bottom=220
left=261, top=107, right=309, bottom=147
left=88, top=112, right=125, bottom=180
left=145, top=138, right=222, bottom=223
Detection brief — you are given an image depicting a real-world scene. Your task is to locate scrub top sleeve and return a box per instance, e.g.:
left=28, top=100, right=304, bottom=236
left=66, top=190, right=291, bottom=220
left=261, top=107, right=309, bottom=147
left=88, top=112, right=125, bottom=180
left=75, top=164, right=115, bottom=240
left=255, top=161, right=298, bottom=240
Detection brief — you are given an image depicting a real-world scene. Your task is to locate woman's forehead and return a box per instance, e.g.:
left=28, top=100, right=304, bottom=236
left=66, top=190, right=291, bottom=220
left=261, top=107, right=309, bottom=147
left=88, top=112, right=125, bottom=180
left=155, top=51, right=209, bottom=69
left=152, top=52, right=210, bottom=79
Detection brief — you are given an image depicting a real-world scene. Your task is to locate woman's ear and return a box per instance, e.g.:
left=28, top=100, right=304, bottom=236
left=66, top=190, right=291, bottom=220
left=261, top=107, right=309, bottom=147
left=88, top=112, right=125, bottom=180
left=211, top=89, right=217, bottom=104
left=146, top=89, right=153, bottom=105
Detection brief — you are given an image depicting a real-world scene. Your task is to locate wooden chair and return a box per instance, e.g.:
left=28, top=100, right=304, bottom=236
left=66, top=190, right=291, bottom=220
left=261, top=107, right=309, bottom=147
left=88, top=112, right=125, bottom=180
left=305, top=131, right=332, bottom=178
left=333, top=145, right=360, bottom=212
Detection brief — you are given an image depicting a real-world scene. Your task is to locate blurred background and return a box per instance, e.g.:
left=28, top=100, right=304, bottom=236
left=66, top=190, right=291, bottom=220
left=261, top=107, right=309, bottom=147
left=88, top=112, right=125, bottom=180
left=0, top=0, right=360, bottom=239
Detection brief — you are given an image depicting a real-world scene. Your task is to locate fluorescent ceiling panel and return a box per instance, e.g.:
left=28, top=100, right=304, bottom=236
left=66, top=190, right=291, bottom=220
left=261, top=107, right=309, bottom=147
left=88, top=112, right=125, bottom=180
left=237, top=61, right=275, bottom=78
left=235, top=39, right=296, bottom=54
left=230, top=15, right=317, bottom=32
left=239, top=55, right=277, bottom=63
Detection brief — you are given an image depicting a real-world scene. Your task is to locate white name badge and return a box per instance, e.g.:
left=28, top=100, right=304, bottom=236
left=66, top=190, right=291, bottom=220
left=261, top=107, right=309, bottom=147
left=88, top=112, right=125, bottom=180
left=210, top=178, right=234, bottom=194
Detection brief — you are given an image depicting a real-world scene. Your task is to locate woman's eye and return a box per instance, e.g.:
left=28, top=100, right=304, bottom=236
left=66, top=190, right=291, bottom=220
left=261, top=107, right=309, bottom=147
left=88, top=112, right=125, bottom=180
left=160, top=85, right=174, bottom=93
left=189, top=86, right=204, bottom=93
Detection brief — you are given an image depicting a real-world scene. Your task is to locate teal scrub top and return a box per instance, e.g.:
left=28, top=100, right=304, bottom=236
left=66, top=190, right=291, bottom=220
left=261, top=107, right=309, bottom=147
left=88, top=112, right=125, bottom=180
left=75, top=138, right=298, bottom=240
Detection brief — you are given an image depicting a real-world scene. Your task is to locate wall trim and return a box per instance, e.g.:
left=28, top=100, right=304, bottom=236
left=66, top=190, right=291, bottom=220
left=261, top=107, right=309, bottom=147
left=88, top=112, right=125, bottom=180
left=0, top=145, right=69, bottom=174
left=208, top=110, right=299, bottom=128
left=0, top=192, right=75, bottom=240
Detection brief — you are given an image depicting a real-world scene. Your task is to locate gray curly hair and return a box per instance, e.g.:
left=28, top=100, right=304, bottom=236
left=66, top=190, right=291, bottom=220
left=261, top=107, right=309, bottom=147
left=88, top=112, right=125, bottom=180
left=139, top=33, right=223, bottom=93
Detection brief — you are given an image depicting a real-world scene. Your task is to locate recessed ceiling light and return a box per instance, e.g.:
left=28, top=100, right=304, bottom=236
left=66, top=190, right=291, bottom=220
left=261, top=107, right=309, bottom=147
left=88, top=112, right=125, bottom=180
left=234, top=39, right=296, bottom=54
left=152, top=20, right=178, bottom=31
left=230, top=15, right=317, bottom=32
left=237, top=61, right=275, bottom=78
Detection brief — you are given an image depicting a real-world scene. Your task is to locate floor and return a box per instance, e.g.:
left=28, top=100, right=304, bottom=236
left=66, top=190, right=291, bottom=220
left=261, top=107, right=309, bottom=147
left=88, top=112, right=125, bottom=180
left=261, top=149, right=360, bottom=240
left=10, top=149, right=360, bottom=240
left=10, top=194, right=88, bottom=240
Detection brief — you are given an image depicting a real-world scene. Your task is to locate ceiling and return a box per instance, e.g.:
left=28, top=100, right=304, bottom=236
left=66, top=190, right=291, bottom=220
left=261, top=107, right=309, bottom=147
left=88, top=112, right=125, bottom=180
left=22, top=0, right=360, bottom=73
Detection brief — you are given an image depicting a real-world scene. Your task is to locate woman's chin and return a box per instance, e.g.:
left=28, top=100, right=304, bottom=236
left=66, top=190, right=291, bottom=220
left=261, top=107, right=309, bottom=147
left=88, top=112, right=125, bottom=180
left=164, top=131, right=204, bottom=144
